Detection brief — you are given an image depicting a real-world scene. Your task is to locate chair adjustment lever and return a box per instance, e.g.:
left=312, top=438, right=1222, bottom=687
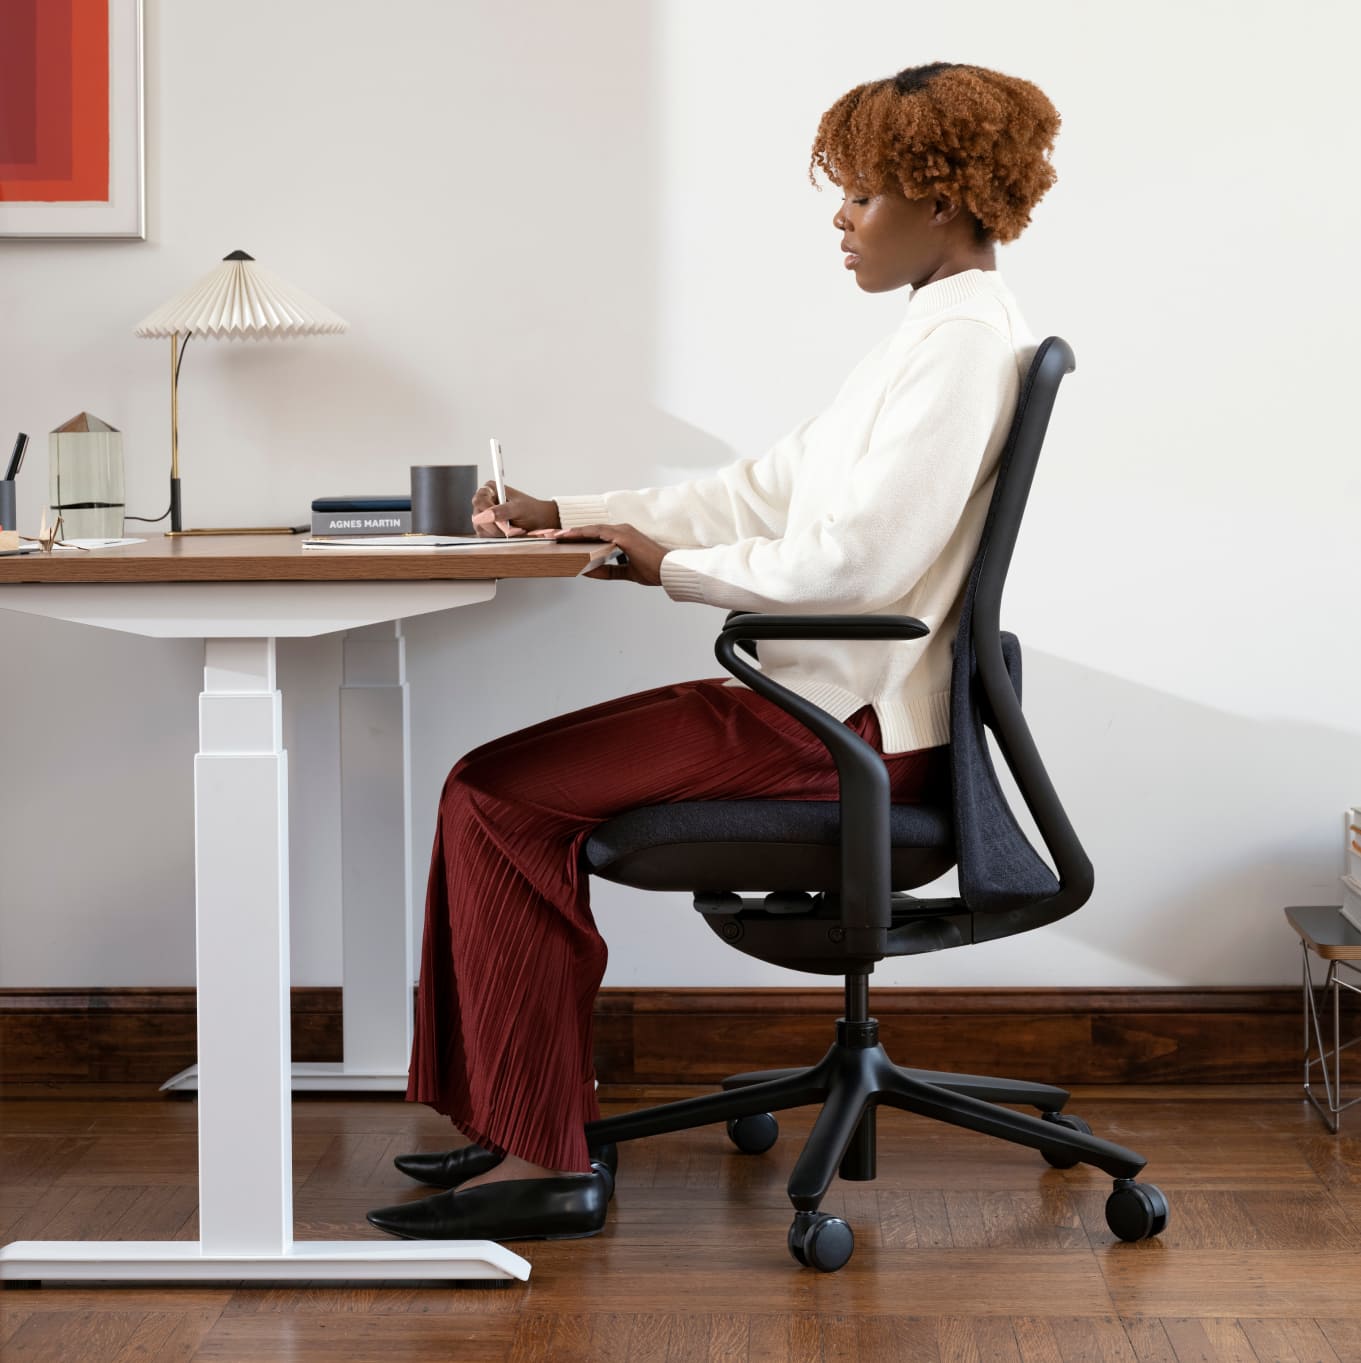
left=764, top=891, right=816, bottom=916
left=694, top=892, right=743, bottom=916
left=693, top=891, right=820, bottom=918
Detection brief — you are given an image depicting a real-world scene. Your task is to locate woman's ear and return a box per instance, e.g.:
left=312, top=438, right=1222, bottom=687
left=932, top=195, right=961, bottom=226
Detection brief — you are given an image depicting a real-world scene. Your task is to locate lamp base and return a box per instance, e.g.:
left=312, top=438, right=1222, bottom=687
left=165, top=525, right=309, bottom=537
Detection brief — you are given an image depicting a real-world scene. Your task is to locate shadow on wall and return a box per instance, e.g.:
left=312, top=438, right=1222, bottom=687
left=972, top=649, right=1361, bottom=987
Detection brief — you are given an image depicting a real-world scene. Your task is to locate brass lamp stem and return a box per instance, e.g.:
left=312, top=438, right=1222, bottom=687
left=170, top=332, right=180, bottom=480
left=167, top=331, right=190, bottom=533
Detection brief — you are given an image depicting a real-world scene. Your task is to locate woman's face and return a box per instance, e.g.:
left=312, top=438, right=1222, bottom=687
left=834, top=184, right=958, bottom=293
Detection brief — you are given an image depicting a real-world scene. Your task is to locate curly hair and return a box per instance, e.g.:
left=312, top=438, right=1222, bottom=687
left=809, top=62, right=1060, bottom=245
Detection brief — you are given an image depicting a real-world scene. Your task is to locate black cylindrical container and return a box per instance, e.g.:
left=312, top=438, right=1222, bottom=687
left=0, top=480, right=15, bottom=532
left=410, top=465, right=479, bottom=535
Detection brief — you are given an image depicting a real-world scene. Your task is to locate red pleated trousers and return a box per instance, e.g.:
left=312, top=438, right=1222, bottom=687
left=406, top=676, right=949, bottom=1172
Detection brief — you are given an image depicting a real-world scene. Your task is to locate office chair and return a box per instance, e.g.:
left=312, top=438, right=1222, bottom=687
left=581, top=337, right=1168, bottom=1272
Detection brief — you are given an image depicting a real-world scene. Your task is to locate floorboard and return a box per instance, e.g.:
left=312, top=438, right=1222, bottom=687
left=0, top=1085, right=1357, bottom=1362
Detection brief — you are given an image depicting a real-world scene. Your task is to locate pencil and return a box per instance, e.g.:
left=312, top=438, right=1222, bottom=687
left=4, top=432, right=28, bottom=482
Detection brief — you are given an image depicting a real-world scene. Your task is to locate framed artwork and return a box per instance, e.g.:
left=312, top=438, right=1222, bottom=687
left=0, top=0, right=144, bottom=239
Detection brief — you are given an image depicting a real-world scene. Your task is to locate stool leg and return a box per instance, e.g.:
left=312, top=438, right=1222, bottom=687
left=1302, top=941, right=1311, bottom=1090
left=1333, top=961, right=1342, bottom=1126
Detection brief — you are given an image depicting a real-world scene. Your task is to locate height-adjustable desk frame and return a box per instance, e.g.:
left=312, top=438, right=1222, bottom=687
left=0, top=535, right=610, bottom=1286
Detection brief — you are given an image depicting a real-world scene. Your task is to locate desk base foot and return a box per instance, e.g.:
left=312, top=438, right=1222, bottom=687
left=160, top=1063, right=410, bottom=1094
left=0, top=1239, right=530, bottom=1284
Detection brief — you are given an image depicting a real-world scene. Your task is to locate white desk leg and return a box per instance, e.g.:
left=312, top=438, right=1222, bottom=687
left=196, top=637, right=292, bottom=1251
left=290, top=621, right=415, bottom=1090
left=0, top=635, right=528, bottom=1285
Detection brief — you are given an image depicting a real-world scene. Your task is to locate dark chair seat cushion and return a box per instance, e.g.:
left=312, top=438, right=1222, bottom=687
left=583, top=800, right=956, bottom=892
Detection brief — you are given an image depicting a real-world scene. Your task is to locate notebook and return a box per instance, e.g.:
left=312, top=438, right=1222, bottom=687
left=301, top=534, right=562, bottom=551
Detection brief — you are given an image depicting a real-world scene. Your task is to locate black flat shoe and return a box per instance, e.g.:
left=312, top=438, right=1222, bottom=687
left=392, top=1143, right=503, bottom=1188
left=367, top=1174, right=608, bottom=1242
left=393, top=1140, right=619, bottom=1190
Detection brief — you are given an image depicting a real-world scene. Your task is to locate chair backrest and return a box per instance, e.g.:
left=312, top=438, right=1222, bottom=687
left=948, top=336, right=1094, bottom=922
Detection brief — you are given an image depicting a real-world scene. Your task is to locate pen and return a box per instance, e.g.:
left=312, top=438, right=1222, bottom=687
left=4, top=432, right=28, bottom=482
left=488, top=437, right=507, bottom=505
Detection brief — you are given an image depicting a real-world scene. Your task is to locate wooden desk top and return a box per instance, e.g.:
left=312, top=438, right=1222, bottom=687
left=0, top=534, right=612, bottom=584
left=1285, top=905, right=1361, bottom=960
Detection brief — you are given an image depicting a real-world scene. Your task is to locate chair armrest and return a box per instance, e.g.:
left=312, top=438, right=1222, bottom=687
left=714, top=613, right=931, bottom=959
left=721, top=612, right=929, bottom=643
left=717, top=612, right=928, bottom=745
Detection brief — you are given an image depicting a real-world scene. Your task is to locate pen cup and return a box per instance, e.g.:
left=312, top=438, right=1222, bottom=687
left=0, top=480, right=15, bottom=532
left=411, top=465, right=479, bottom=536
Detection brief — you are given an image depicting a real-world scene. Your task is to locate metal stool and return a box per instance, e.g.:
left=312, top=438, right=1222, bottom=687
left=1286, top=905, right=1361, bottom=1132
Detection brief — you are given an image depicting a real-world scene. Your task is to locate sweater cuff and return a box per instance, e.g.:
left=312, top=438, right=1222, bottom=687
left=551, top=494, right=610, bottom=529
left=659, top=552, right=714, bottom=605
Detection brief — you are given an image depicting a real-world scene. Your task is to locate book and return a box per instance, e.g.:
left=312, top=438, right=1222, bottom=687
left=311, top=495, right=411, bottom=513
left=1342, top=875, right=1361, bottom=934
left=311, top=510, right=413, bottom=535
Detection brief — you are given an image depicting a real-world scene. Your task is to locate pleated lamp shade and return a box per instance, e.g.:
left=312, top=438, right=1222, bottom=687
left=134, top=250, right=348, bottom=340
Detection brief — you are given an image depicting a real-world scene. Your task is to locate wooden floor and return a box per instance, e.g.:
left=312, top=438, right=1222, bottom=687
left=2, top=1084, right=1360, bottom=1362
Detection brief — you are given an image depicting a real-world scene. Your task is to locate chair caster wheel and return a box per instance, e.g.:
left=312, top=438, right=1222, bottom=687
left=726, top=1112, right=778, bottom=1154
left=787, top=1212, right=854, bottom=1272
left=590, top=1158, right=616, bottom=1202
left=1040, top=1111, right=1092, bottom=1169
left=1105, top=1180, right=1169, bottom=1242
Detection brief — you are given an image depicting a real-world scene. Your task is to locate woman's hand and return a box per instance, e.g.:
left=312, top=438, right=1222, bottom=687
left=530, top=522, right=668, bottom=586
left=470, top=483, right=561, bottom=537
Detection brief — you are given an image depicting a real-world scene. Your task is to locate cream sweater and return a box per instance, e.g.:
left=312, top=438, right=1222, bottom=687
left=553, top=269, right=1037, bottom=755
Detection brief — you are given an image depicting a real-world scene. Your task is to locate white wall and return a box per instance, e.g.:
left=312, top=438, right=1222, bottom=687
left=2, top=0, right=1358, bottom=990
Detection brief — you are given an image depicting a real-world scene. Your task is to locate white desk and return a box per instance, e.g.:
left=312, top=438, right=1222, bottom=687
left=0, top=535, right=609, bottom=1285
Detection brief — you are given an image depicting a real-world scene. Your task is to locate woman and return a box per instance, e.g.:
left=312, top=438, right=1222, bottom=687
left=368, top=60, right=1060, bottom=1242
